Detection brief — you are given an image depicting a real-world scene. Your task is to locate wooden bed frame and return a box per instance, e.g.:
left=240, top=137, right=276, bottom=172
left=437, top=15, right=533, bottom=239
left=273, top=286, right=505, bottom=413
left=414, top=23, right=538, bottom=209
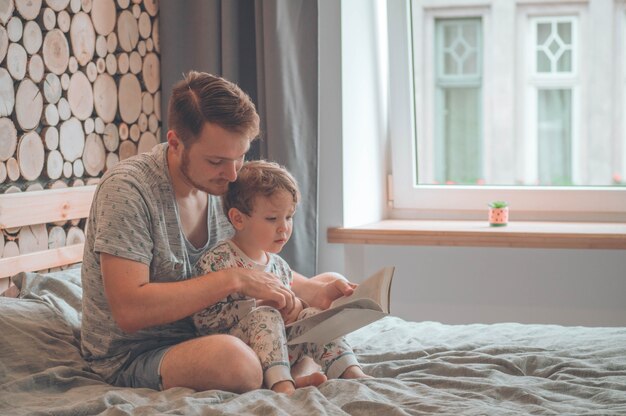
left=0, top=186, right=96, bottom=284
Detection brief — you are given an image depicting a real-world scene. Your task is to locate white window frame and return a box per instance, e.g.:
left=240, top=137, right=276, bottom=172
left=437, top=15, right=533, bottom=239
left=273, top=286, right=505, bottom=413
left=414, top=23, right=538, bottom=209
left=388, top=0, right=626, bottom=222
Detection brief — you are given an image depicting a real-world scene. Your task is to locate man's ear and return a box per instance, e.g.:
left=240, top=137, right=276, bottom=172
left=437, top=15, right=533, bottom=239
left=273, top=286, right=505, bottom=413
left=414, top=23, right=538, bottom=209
left=167, top=130, right=182, bottom=151
left=228, top=208, right=246, bottom=230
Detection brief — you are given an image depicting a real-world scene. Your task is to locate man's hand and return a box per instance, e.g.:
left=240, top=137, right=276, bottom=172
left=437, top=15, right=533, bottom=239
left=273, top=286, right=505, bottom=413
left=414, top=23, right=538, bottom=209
left=232, top=268, right=295, bottom=312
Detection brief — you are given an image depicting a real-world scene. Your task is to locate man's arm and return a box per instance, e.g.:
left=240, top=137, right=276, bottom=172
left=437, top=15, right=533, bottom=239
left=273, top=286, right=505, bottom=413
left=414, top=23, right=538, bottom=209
left=291, top=271, right=356, bottom=310
left=101, top=253, right=295, bottom=332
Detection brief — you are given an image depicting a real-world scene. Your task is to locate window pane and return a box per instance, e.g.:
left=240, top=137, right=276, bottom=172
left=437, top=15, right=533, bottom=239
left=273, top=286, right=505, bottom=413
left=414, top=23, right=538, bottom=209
left=538, top=89, right=572, bottom=185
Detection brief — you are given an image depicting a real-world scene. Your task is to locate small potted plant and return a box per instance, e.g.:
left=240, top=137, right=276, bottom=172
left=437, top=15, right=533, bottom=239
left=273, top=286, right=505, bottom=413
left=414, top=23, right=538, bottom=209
left=488, top=201, right=509, bottom=226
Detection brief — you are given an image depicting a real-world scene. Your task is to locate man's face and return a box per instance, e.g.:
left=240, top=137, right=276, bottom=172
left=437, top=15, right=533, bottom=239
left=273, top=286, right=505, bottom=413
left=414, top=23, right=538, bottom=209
left=179, top=123, right=251, bottom=195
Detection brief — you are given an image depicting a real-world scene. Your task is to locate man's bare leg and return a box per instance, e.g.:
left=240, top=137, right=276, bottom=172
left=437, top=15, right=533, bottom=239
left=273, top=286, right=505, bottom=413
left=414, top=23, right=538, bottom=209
left=160, top=334, right=263, bottom=393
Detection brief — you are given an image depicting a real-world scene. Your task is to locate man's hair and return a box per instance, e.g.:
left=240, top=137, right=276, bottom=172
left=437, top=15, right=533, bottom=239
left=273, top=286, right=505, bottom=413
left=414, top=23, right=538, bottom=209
left=167, top=71, right=260, bottom=144
left=223, top=160, right=300, bottom=216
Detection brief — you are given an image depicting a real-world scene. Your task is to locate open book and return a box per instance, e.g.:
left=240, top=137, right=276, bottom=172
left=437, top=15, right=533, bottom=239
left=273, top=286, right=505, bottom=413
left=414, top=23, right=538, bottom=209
left=286, top=266, right=394, bottom=345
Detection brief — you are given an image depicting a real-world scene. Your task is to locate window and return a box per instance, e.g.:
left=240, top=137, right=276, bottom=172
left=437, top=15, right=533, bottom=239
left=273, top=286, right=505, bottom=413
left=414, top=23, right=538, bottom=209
left=388, top=0, right=626, bottom=221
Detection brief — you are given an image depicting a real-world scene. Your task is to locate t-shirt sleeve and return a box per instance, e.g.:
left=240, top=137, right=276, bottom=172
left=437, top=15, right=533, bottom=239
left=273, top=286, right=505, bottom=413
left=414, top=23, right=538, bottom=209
left=92, top=175, right=153, bottom=265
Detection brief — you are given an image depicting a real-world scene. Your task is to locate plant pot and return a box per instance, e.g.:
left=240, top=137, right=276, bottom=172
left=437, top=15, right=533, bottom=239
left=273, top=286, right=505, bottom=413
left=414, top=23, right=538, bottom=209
left=489, top=207, right=509, bottom=226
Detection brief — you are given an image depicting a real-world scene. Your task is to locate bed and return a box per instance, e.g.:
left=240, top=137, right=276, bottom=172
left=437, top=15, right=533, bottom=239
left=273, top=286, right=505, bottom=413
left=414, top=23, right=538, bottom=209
left=2, top=189, right=626, bottom=415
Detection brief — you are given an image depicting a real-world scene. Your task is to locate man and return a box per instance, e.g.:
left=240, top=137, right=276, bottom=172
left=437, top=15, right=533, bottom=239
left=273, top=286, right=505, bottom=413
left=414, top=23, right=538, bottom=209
left=80, top=71, right=354, bottom=393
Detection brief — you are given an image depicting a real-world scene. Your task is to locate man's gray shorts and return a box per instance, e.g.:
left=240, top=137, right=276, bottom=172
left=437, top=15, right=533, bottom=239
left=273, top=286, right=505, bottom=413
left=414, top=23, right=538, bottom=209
left=113, top=345, right=172, bottom=390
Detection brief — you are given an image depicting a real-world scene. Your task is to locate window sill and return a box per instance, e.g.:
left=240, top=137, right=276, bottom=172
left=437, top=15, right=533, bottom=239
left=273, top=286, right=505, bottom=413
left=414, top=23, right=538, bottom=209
left=327, top=220, right=626, bottom=250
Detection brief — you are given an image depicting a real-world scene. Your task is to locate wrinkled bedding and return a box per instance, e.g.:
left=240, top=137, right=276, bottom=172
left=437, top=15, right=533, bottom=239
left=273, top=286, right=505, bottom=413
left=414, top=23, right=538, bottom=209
left=1, top=269, right=625, bottom=415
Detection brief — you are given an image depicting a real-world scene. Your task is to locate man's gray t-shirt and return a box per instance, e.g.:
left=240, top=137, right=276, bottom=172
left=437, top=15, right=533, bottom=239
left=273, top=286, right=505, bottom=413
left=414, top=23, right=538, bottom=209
left=80, top=143, right=234, bottom=383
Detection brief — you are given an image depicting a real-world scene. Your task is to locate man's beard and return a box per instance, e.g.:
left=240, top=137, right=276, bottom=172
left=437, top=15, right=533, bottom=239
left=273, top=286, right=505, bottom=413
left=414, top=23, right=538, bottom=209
left=180, top=149, right=226, bottom=195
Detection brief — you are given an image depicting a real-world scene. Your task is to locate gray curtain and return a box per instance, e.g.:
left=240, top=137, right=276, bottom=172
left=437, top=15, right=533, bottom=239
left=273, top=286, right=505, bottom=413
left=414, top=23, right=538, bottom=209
left=160, top=0, right=318, bottom=276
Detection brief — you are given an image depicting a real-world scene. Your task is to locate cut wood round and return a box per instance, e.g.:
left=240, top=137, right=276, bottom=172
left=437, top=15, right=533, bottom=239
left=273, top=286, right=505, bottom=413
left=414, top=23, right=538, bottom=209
left=7, top=43, right=27, bottom=80
left=81, top=0, right=92, bottom=13
left=94, top=118, right=104, bottom=134
left=17, top=131, right=45, bottom=180
left=91, top=0, right=115, bottom=35
left=3, top=241, right=19, bottom=256
left=118, top=73, right=141, bottom=124
left=106, top=31, right=116, bottom=53
left=44, top=103, right=59, bottom=126
left=138, top=11, right=151, bottom=39
left=95, top=34, right=107, bottom=57
left=28, top=53, right=44, bottom=82
left=116, top=0, right=128, bottom=9
left=15, top=78, right=43, bottom=130
left=18, top=224, right=48, bottom=255
left=83, top=132, right=104, bottom=176
left=48, top=225, right=66, bottom=249
left=105, top=52, right=116, bottom=75
left=103, top=122, right=118, bottom=151
left=46, top=148, right=63, bottom=179
left=93, top=72, right=117, bottom=123
left=138, top=112, right=147, bottom=132
left=23, top=20, right=42, bottom=54
left=152, top=17, right=159, bottom=53
left=0, top=26, right=7, bottom=64
left=131, top=2, right=139, bottom=18
left=83, top=117, right=94, bottom=133
left=0, top=69, right=15, bottom=116
left=59, top=117, right=85, bottom=161
left=3, top=185, right=21, bottom=235
left=60, top=72, right=70, bottom=89
left=57, top=10, right=70, bottom=32
left=144, top=0, right=157, bottom=16
left=68, top=55, right=78, bottom=73
left=128, top=50, right=141, bottom=74
left=148, top=113, right=158, bottom=133
left=6, top=157, right=19, bottom=180
left=96, top=57, right=105, bottom=73
left=70, top=12, right=95, bottom=66
left=119, top=140, right=136, bottom=160
left=46, top=0, right=71, bottom=11
left=41, top=7, right=56, bottom=30
left=68, top=71, right=94, bottom=120
left=62, top=160, right=72, bottom=177
left=138, top=131, right=157, bottom=154
left=7, top=17, right=23, bottom=42
left=153, top=90, right=160, bottom=120
left=57, top=96, right=71, bottom=120
left=42, top=126, right=59, bottom=150
left=0, top=0, right=14, bottom=25
left=118, top=122, right=128, bottom=140
left=69, top=0, right=79, bottom=13
left=0, top=161, right=5, bottom=183
left=129, top=123, right=139, bottom=142
left=72, top=178, right=84, bottom=186
left=117, top=52, right=129, bottom=73
left=25, top=182, right=43, bottom=192
left=85, top=177, right=99, bottom=185
left=0, top=229, right=3, bottom=255
left=66, top=226, right=85, bottom=245
left=105, top=151, right=118, bottom=170
left=141, top=91, right=153, bottom=114
left=0, top=117, right=17, bottom=161
left=43, top=29, right=69, bottom=75
left=117, top=10, right=138, bottom=52
left=145, top=37, right=153, bottom=52
left=43, top=72, right=61, bottom=103
left=15, top=0, right=42, bottom=20
left=72, top=157, right=84, bottom=177
left=86, top=61, right=97, bottom=81
left=137, top=39, right=145, bottom=56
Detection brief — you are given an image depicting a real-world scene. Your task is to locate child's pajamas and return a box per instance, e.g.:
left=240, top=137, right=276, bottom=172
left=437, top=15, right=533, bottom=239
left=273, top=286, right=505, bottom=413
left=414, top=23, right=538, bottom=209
left=192, top=240, right=360, bottom=388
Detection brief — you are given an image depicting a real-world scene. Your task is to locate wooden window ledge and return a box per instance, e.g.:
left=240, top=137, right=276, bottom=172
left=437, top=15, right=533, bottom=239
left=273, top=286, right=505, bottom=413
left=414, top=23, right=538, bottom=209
left=327, top=220, right=626, bottom=250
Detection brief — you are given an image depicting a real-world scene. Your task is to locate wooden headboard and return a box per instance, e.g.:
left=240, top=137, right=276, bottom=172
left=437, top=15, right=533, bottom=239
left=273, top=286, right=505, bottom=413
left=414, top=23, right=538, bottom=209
left=0, top=186, right=96, bottom=283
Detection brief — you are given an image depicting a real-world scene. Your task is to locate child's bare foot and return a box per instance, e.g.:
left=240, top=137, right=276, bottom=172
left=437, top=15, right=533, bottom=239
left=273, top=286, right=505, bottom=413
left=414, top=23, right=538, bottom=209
left=340, top=365, right=373, bottom=379
left=294, top=372, right=327, bottom=388
left=272, top=380, right=296, bottom=395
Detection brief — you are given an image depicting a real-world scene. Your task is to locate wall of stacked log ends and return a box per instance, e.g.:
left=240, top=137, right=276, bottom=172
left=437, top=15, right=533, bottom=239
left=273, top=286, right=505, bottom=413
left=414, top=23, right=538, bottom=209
left=0, top=0, right=160, bottom=265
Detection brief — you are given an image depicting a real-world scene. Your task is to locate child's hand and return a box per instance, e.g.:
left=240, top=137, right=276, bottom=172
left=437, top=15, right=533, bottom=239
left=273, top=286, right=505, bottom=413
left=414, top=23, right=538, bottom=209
left=281, top=297, right=304, bottom=324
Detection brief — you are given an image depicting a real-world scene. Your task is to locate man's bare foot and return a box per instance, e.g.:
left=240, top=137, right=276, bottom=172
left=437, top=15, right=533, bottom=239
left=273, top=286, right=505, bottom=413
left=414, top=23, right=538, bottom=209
left=294, top=372, right=327, bottom=388
left=272, top=380, right=296, bottom=395
left=340, top=365, right=373, bottom=379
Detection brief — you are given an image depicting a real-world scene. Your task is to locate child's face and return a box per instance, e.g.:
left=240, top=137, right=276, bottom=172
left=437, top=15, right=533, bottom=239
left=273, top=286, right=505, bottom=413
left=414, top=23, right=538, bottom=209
left=238, top=190, right=296, bottom=255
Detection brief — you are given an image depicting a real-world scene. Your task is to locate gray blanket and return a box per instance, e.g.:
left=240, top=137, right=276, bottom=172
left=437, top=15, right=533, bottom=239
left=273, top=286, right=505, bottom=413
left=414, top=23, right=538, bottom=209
left=1, top=269, right=625, bottom=415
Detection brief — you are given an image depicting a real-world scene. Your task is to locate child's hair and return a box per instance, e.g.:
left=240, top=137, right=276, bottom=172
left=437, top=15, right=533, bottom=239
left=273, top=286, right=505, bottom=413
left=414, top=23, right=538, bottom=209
left=223, top=160, right=300, bottom=216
